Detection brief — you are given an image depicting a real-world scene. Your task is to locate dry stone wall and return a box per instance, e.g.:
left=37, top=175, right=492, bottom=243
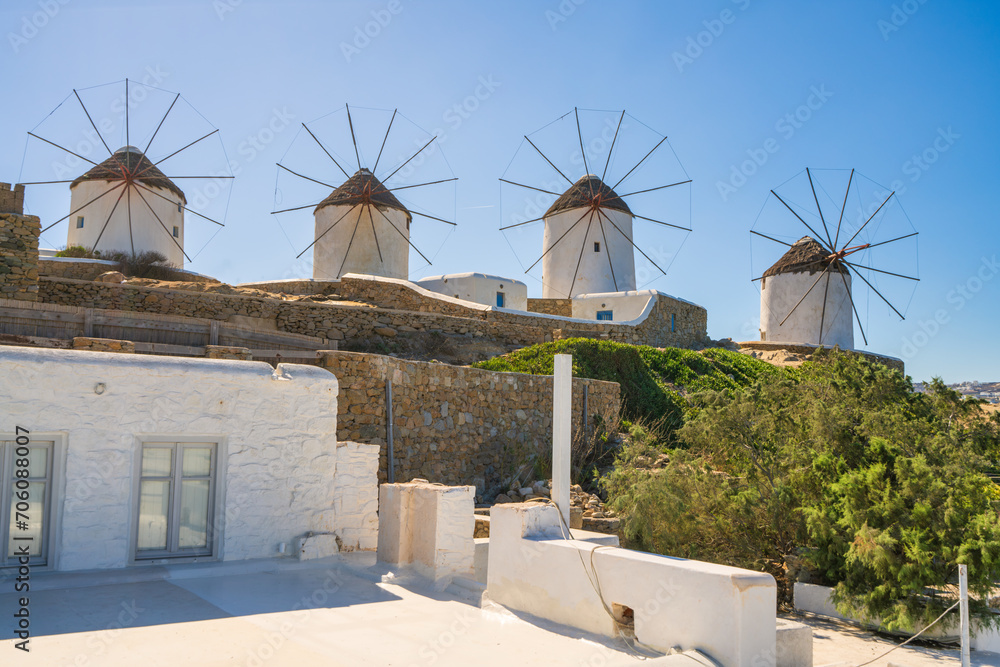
left=527, top=298, right=573, bottom=317
left=0, top=212, right=40, bottom=302
left=38, top=258, right=119, bottom=281
left=318, top=350, right=621, bottom=496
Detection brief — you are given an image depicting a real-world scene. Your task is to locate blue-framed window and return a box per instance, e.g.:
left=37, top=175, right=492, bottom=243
left=596, top=310, right=613, bottom=321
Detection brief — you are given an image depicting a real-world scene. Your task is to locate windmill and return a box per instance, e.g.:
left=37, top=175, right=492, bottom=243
left=751, top=168, right=919, bottom=349
left=499, top=108, right=692, bottom=299
left=271, top=105, right=457, bottom=281
left=18, top=78, right=233, bottom=266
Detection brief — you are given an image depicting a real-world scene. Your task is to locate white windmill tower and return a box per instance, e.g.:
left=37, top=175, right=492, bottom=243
left=499, top=108, right=692, bottom=302
left=272, top=104, right=456, bottom=282
left=751, top=168, right=919, bottom=349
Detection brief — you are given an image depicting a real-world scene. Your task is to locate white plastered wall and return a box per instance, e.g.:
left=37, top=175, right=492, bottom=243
left=760, top=270, right=854, bottom=349
left=541, top=206, right=636, bottom=298
left=487, top=504, right=777, bottom=667
left=0, top=345, right=380, bottom=571
left=67, top=180, right=185, bottom=267
left=571, top=290, right=657, bottom=322
left=415, top=273, right=528, bottom=311
left=313, top=204, right=409, bottom=280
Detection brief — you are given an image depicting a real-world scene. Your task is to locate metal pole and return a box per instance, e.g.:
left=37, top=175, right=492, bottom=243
left=386, top=378, right=395, bottom=483
left=960, top=564, right=970, bottom=667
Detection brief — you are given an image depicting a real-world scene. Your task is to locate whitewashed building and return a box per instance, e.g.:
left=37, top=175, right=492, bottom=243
left=759, top=236, right=854, bottom=349
left=415, top=272, right=528, bottom=310
left=68, top=146, right=186, bottom=266
left=313, top=168, right=411, bottom=281
left=541, top=175, right=635, bottom=299
left=0, top=346, right=378, bottom=572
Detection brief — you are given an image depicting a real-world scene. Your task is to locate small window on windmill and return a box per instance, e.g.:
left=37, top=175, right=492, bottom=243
left=496, top=292, right=505, bottom=308
left=596, top=310, right=613, bottom=321
left=177, top=202, right=183, bottom=213
left=594, top=242, right=600, bottom=252
left=76, top=216, right=84, bottom=229
left=172, top=226, right=180, bottom=238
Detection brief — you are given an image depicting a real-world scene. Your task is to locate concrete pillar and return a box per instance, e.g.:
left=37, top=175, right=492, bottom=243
left=552, top=353, right=572, bottom=528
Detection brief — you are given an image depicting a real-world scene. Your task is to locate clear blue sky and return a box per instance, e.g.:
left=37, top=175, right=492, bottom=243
left=2, top=0, right=997, bottom=383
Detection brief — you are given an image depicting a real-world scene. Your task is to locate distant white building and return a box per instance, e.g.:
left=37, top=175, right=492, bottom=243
left=541, top=175, right=635, bottom=299
left=313, top=168, right=411, bottom=281
left=416, top=272, right=528, bottom=310
left=68, top=146, right=186, bottom=266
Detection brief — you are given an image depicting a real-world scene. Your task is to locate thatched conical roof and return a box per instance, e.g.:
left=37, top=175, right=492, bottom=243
left=314, top=168, right=411, bottom=221
left=70, top=146, right=186, bottom=203
left=763, top=236, right=847, bottom=278
left=544, top=174, right=632, bottom=217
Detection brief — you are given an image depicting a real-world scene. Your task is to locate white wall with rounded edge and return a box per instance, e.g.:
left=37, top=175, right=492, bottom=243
left=571, top=290, right=656, bottom=322
left=0, top=345, right=379, bottom=572
left=415, top=273, right=528, bottom=311
left=760, top=270, right=854, bottom=349
left=541, top=206, right=635, bottom=298
left=67, top=181, right=185, bottom=266
left=313, top=204, right=409, bottom=280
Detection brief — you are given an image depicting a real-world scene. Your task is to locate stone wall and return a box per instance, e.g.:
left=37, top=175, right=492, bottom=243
left=0, top=183, right=25, bottom=214
left=38, top=257, right=220, bottom=283
left=318, top=350, right=621, bottom=495
left=528, top=298, right=573, bottom=317
left=37, top=275, right=708, bottom=350
left=0, top=212, right=40, bottom=302
left=237, top=279, right=340, bottom=295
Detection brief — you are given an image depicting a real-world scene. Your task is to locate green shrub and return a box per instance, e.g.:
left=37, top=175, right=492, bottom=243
left=53, top=247, right=187, bottom=280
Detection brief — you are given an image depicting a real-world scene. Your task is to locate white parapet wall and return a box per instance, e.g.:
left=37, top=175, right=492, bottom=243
left=487, top=504, right=777, bottom=667
left=0, top=345, right=377, bottom=571
left=377, top=480, right=476, bottom=582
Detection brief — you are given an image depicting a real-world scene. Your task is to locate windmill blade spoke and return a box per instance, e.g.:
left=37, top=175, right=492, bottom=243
left=779, top=263, right=832, bottom=327
left=345, top=103, right=363, bottom=172
left=864, top=231, right=919, bottom=250
left=372, top=109, right=397, bottom=174
left=151, top=129, right=220, bottom=167
left=771, top=190, right=832, bottom=252
left=144, top=92, right=180, bottom=155
left=617, top=180, right=692, bottom=198
left=817, top=269, right=832, bottom=345
left=91, top=183, right=129, bottom=252
left=597, top=213, right=618, bottom=291
left=272, top=201, right=323, bottom=215
left=837, top=268, right=867, bottom=345
left=365, top=204, right=383, bottom=264
left=125, top=79, right=130, bottom=149
left=27, top=132, right=99, bottom=167
left=843, top=261, right=919, bottom=282
left=597, top=207, right=667, bottom=275
left=574, top=108, right=593, bottom=197
left=611, top=136, right=668, bottom=191
left=126, top=186, right=135, bottom=254
left=19, top=180, right=82, bottom=185
left=277, top=163, right=338, bottom=189
left=296, top=204, right=359, bottom=259
left=337, top=212, right=364, bottom=278
left=569, top=210, right=596, bottom=294
left=846, top=263, right=906, bottom=319
left=379, top=136, right=436, bottom=184
left=524, top=135, right=573, bottom=186
left=750, top=229, right=793, bottom=247
left=74, top=89, right=112, bottom=156
left=525, top=208, right=592, bottom=272
left=132, top=184, right=191, bottom=262
left=369, top=177, right=458, bottom=198
left=369, top=203, right=433, bottom=265
left=632, top=213, right=692, bottom=232
left=806, top=167, right=833, bottom=248
left=499, top=214, right=546, bottom=231
left=498, top=178, right=560, bottom=197
left=602, top=111, right=625, bottom=182
left=302, top=123, right=350, bottom=180
left=161, top=175, right=235, bottom=180
left=842, top=191, right=894, bottom=249
left=40, top=181, right=125, bottom=233
left=133, top=181, right=225, bottom=227
left=409, top=210, right=457, bottom=226
left=833, top=168, right=854, bottom=249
